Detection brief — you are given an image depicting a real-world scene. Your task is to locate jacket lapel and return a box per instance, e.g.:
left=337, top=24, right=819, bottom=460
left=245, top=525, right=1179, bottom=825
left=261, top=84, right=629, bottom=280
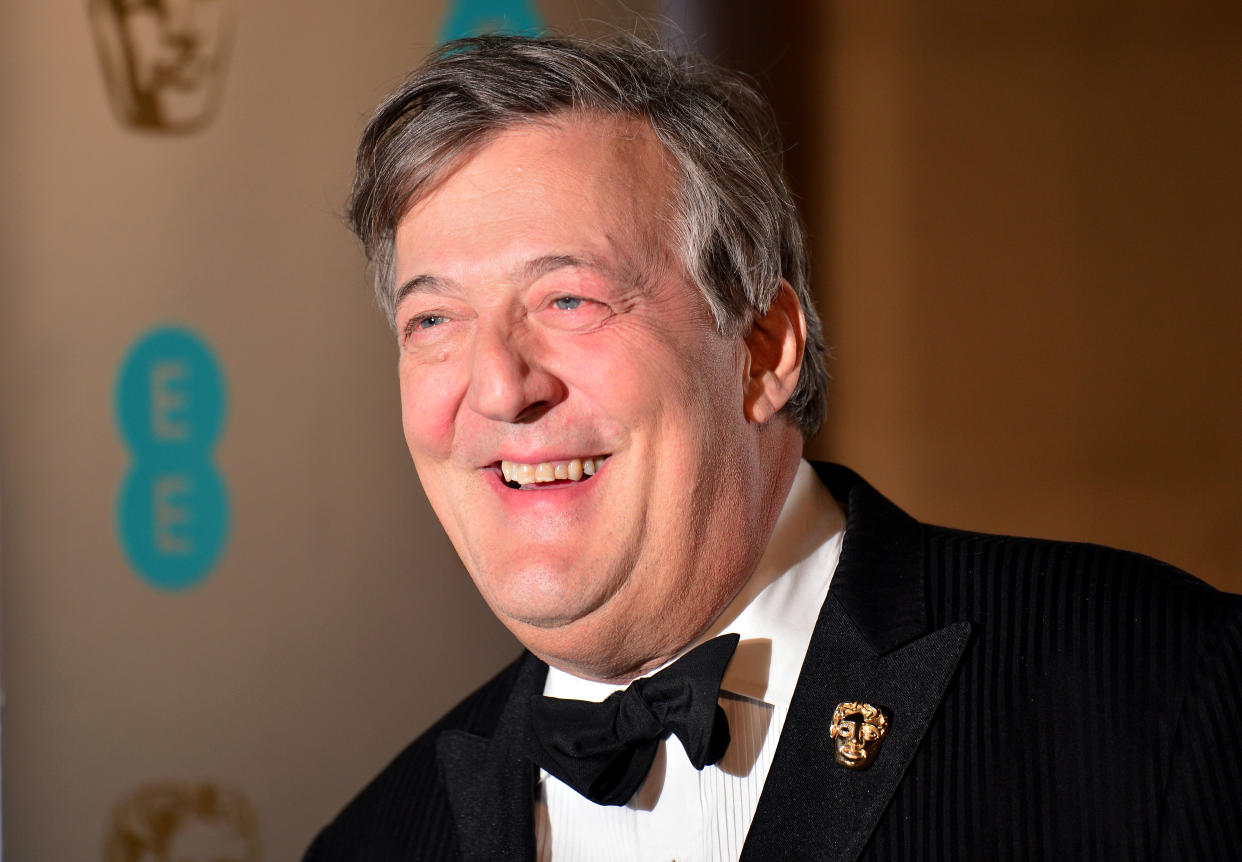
left=437, top=653, right=547, bottom=862
left=741, top=464, right=973, bottom=862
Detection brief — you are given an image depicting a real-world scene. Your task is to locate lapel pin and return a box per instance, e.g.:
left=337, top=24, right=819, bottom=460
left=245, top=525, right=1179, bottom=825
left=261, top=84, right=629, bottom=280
left=830, top=702, right=889, bottom=769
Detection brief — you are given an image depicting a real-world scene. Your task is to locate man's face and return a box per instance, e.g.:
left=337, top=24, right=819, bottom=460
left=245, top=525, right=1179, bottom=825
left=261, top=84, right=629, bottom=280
left=392, top=116, right=776, bottom=680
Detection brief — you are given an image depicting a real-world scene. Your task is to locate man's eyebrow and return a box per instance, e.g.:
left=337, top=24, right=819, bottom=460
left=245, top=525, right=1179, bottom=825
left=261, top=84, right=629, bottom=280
left=394, top=253, right=624, bottom=308
left=516, top=252, right=656, bottom=297
left=393, top=273, right=455, bottom=308
left=515, top=253, right=606, bottom=283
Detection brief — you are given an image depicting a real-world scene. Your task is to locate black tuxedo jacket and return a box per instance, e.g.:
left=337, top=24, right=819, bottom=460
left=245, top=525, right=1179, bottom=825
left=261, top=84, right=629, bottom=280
left=306, top=464, right=1242, bottom=861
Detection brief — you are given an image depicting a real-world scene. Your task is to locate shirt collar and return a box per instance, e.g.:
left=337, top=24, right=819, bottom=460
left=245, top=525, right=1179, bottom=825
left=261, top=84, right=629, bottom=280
left=543, top=460, right=846, bottom=711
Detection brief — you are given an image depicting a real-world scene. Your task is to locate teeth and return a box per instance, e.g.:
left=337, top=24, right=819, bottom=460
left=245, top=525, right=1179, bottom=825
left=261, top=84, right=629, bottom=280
left=499, top=456, right=607, bottom=485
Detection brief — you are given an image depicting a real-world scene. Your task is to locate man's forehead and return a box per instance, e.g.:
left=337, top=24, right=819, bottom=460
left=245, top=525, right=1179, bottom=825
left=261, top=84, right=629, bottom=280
left=383, top=110, right=698, bottom=329
left=407, top=112, right=673, bottom=214
left=393, top=113, right=679, bottom=273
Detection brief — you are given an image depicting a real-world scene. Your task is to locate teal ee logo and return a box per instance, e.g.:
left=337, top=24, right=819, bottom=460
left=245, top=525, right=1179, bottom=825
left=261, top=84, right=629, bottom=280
left=115, top=326, right=229, bottom=591
left=440, top=0, right=543, bottom=42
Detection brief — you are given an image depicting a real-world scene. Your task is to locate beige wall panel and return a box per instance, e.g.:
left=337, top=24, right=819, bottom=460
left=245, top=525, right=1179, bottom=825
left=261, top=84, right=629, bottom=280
left=1, top=2, right=655, bottom=859
left=815, top=2, right=1241, bottom=590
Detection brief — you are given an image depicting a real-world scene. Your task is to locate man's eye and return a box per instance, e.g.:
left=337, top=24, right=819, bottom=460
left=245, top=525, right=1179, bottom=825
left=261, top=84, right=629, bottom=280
left=536, top=294, right=610, bottom=330
left=405, top=314, right=447, bottom=336
left=401, top=314, right=449, bottom=343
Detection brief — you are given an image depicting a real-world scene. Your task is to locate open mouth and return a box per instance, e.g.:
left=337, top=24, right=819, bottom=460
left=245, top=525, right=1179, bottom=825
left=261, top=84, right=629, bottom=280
left=497, top=456, right=609, bottom=490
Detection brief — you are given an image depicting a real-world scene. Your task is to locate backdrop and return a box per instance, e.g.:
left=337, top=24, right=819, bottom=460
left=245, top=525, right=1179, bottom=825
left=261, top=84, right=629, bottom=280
left=3, top=1, right=1239, bottom=859
left=0, top=2, right=653, bottom=860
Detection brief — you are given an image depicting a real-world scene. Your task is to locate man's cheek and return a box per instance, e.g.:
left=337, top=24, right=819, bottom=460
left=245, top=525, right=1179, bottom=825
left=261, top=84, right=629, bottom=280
left=562, top=344, right=649, bottom=404
left=400, top=367, right=462, bottom=456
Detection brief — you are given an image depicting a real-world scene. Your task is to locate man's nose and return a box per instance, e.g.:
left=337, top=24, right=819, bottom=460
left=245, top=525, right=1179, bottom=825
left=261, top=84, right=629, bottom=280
left=465, top=324, right=566, bottom=423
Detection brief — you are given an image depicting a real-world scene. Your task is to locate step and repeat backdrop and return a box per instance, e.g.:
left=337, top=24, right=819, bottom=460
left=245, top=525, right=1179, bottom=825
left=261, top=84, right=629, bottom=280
left=0, top=2, right=655, bottom=859
left=7, top=2, right=1238, bottom=859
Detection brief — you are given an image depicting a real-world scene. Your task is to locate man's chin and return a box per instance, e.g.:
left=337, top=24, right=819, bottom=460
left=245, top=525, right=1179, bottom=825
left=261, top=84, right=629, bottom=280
left=486, top=588, right=616, bottom=634
left=467, top=551, right=631, bottom=626
left=482, top=593, right=633, bottom=670
left=462, top=550, right=647, bottom=674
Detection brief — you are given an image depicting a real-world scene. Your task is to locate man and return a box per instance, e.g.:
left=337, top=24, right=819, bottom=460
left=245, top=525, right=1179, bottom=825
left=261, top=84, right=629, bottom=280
left=307, top=35, right=1242, bottom=861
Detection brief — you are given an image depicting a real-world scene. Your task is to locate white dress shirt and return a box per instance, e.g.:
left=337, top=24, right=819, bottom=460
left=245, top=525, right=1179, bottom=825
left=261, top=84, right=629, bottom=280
left=535, top=460, right=846, bottom=862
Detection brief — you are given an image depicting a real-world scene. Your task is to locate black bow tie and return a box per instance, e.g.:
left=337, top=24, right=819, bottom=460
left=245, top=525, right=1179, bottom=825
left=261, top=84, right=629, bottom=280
left=528, top=633, right=740, bottom=806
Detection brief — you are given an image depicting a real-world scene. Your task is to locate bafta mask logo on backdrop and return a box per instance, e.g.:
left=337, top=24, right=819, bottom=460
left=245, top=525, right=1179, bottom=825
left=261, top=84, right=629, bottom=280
left=440, top=0, right=543, bottom=43
left=104, top=781, right=261, bottom=862
left=88, top=0, right=238, bottom=133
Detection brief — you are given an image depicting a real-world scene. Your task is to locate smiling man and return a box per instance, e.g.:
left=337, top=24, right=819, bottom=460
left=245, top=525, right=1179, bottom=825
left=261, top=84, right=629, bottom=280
left=390, top=113, right=804, bottom=683
left=307, top=35, right=1242, bottom=862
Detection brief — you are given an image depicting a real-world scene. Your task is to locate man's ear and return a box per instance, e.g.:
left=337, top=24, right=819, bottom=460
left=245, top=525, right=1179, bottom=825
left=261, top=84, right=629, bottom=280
left=742, top=279, right=806, bottom=425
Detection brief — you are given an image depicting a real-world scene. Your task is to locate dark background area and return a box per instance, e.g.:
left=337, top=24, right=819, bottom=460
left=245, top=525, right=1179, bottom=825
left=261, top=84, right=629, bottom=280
left=683, top=0, right=1241, bottom=591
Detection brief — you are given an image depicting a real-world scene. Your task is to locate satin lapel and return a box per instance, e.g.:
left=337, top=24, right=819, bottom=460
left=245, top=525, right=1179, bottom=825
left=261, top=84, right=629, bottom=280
left=437, top=654, right=547, bottom=862
left=740, top=464, right=974, bottom=862
left=741, top=597, right=971, bottom=861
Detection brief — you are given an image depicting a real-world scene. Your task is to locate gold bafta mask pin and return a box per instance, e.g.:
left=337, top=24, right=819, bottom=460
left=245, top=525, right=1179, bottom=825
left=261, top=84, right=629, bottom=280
left=830, top=702, right=889, bottom=769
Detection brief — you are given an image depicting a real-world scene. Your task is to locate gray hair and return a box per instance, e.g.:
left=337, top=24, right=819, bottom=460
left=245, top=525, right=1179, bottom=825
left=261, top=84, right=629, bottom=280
left=349, top=34, right=828, bottom=438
